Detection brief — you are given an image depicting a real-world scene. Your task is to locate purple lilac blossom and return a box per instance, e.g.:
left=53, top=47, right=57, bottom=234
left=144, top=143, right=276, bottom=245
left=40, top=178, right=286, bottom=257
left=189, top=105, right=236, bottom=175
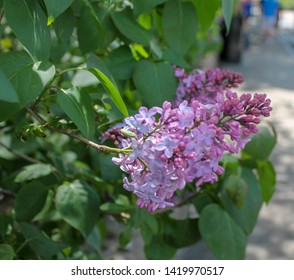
left=174, top=66, right=244, bottom=106
left=102, top=68, right=272, bottom=212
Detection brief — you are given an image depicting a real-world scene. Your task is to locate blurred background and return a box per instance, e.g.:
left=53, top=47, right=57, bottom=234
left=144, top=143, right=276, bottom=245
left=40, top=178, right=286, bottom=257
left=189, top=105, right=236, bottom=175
left=219, top=1, right=294, bottom=259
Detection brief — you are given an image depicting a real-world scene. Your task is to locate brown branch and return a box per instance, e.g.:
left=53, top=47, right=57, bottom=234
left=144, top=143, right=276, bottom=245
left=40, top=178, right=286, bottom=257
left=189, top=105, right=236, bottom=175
left=26, top=105, right=128, bottom=154
left=0, top=141, right=41, bottom=164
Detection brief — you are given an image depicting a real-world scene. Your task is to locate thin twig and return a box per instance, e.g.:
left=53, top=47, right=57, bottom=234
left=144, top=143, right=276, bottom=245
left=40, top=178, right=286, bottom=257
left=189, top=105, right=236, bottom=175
left=33, top=67, right=84, bottom=106
left=155, top=191, right=201, bottom=214
left=0, top=141, right=40, bottom=164
left=174, top=191, right=200, bottom=208
left=0, top=10, right=4, bottom=24
left=0, top=188, right=15, bottom=198
left=26, top=105, right=130, bottom=154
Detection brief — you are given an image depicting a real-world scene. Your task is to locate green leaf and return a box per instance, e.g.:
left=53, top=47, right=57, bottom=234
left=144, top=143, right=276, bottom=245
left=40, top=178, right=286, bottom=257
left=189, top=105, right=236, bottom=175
left=132, top=208, right=158, bottom=234
left=33, top=189, right=55, bottom=221
left=77, top=6, right=100, bottom=53
left=221, top=153, right=240, bottom=169
left=53, top=8, right=75, bottom=42
left=77, top=6, right=115, bottom=52
left=163, top=218, right=201, bottom=249
left=132, top=44, right=150, bottom=59
left=150, top=40, right=162, bottom=59
left=133, top=60, right=177, bottom=106
left=51, top=8, right=75, bottom=62
left=0, top=244, right=15, bottom=260
left=144, top=214, right=158, bottom=234
left=81, top=0, right=103, bottom=31
left=0, top=68, right=19, bottom=103
left=0, top=215, right=12, bottom=238
left=100, top=203, right=130, bottom=214
left=44, top=0, right=74, bottom=24
left=12, top=61, right=55, bottom=106
left=115, top=194, right=130, bottom=206
left=144, top=235, right=177, bottom=260
left=133, top=0, right=167, bottom=15
left=138, top=13, right=152, bottom=29
left=19, top=222, right=66, bottom=258
left=243, top=125, right=276, bottom=161
left=193, top=192, right=215, bottom=214
left=219, top=168, right=263, bottom=234
left=140, top=223, right=154, bottom=245
left=86, top=226, right=102, bottom=253
left=111, top=9, right=153, bottom=45
left=55, top=180, right=101, bottom=236
left=0, top=51, right=33, bottom=79
left=14, top=182, right=49, bottom=222
left=193, top=0, right=221, bottom=32
left=119, top=226, right=132, bottom=249
left=0, top=60, right=55, bottom=121
left=132, top=208, right=158, bottom=245
left=106, top=46, right=137, bottom=80
left=199, top=204, right=247, bottom=260
left=222, top=0, right=234, bottom=33
left=15, top=163, right=54, bottom=183
left=257, top=160, right=276, bottom=203
left=162, top=0, right=198, bottom=54
left=87, top=54, right=115, bottom=84
left=4, top=0, right=51, bottom=60
left=96, top=154, right=122, bottom=181
left=96, top=8, right=117, bottom=49
left=225, top=173, right=248, bottom=209
left=87, top=55, right=128, bottom=117
left=0, top=102, right=19, bottom=122
left=162, top=48, right=190, bottom=69
left=57, top=87, right=95, bottom=139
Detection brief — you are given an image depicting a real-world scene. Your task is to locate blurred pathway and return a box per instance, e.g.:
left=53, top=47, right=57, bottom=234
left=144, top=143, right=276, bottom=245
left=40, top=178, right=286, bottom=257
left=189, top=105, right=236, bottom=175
left=220, top=12, right=294, bottom=259
left=177, top=11, right=294, bottom=260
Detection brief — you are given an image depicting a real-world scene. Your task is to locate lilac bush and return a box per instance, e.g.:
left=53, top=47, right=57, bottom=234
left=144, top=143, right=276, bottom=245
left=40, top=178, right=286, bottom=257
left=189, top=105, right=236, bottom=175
left=103, top=68, right=272, bottom=212
left=0, top=0, right=276, bottom=260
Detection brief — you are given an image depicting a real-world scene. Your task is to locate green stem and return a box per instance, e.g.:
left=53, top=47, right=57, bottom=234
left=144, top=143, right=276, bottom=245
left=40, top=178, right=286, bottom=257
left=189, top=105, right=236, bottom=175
left=33, top=74, right=57, bottom=106
left=0, top=10, right=4, bottom=24
left=81, top=0, right=102, bottom=29
left=138, top=157, right=149, bottom=170
left=26, top=105, right=132, bottom=155
left=217, top=114, right=242, bottom=127
left=143, top=125, right=162, bottom=141
left=15, top=238, right=33, bottom=254
left=57, top=67, right=85, bottom=77
left=185, top=120, right=200, bottom=135
left=34, top=66, right=85, bottom=106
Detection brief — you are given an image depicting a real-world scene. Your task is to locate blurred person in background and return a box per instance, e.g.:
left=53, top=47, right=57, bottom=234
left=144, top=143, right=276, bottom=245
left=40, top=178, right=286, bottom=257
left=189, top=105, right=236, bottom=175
left=240, top=0, right=253, bottom=48
left=260, top=0, right=280, bottom=38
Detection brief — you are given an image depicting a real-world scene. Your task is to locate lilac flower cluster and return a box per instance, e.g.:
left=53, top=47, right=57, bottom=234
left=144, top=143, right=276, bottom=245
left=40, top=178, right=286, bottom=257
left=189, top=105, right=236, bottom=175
left=174, top=67, right=244, bottom=106
left=103, top=68, right=272, bottom=212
